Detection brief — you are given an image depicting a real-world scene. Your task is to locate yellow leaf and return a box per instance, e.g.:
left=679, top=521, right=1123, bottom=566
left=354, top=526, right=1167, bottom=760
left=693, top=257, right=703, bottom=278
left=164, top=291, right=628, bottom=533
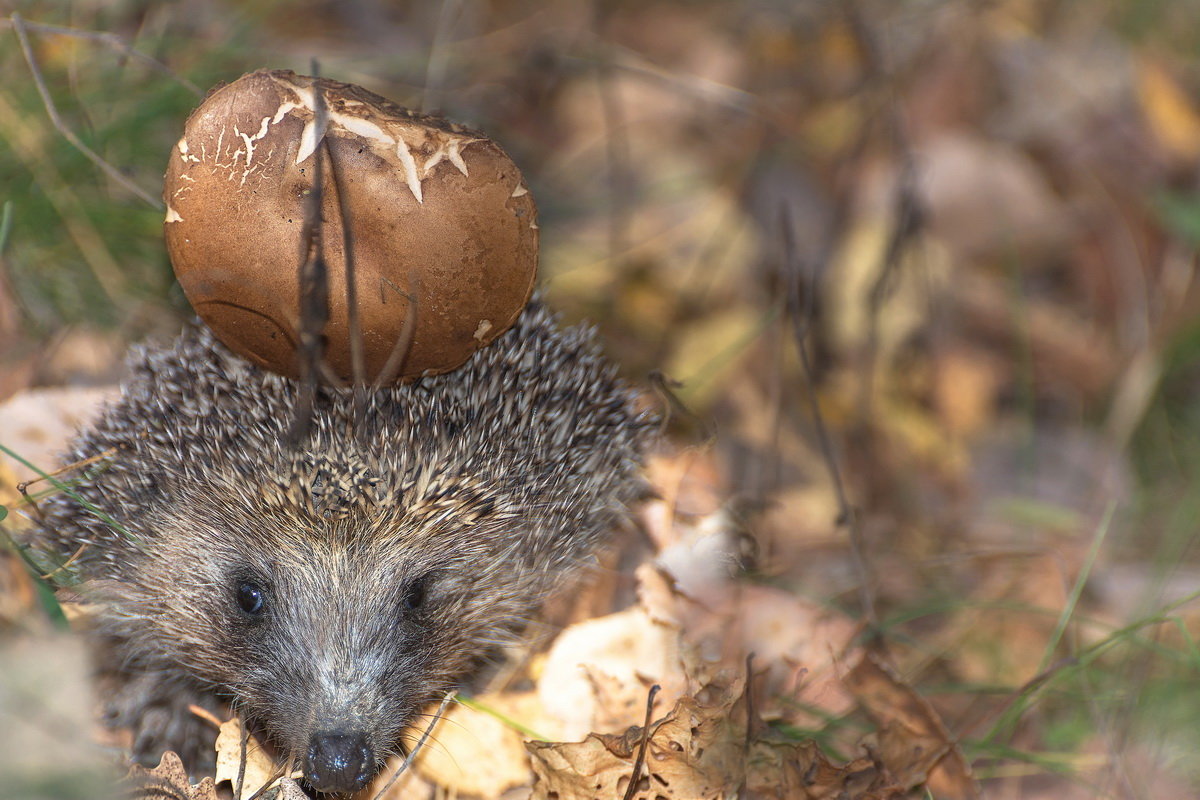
left=1138, top=59, right=1200, bottom=162
left=214, top=718, right=290, bottom=800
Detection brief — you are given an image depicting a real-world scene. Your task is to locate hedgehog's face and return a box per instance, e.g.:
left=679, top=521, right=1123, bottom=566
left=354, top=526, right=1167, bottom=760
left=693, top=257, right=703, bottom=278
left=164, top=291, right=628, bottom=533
left=141, top=504, right=532, bottom=796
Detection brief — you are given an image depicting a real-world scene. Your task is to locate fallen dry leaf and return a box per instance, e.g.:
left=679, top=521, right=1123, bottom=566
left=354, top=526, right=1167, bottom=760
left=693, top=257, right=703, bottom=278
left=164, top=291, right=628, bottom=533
left=745, top=739, right=905, bottom=800
left=214, top=717, right=290, bottom=800
left=636, top=561, right=859, bottom=724
left=530, top=675, right=906, bottom=800
left=362, top=755, right=438, bottom=800
left=275, top=777, right=311, bottom=799
left=538, top=602, right=686, bottom=739
left=410, top=693, right=535, bottom=795
left=653, top=508, right=740, bottom=603
left=950, top=270, right=1115, bottom=397
left=844, top=653, right=979, bottom=800
left=124, top=751, right=219, bottom=800
left=528, top=691, right=743, bottom=800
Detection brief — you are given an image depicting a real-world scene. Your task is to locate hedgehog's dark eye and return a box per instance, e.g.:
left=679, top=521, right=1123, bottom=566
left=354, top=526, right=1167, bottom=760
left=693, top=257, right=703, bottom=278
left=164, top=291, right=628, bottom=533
left=402, top=574, right=429, bottom=611
left=236, top=581, right=267, bottom=616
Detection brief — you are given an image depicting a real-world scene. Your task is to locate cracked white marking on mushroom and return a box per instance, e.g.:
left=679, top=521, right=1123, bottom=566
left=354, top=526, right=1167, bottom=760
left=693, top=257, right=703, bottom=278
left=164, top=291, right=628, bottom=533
left=284, top=82, right=328, bottom=164
left=296, top=114, right=329, bottom=165
left=272, top=101, right=302, bottom=125
left=473, top=319, right=493, bottom=341
left=511, top=184, right=528, bottom=198
left=423, top=139, right=474, bottom=179
left=176, top=138, right=199, bottom=164
left=265, top=73, right=482, bottom=204
left=233, top=131, right=257, bottom=188
left=447, top=139, right=470, bottom=176
left=422, top=149, right=445, bottom=176
left=332, top=111, right=388, bottom=142
left=394, top=140, right=423, bottom=203
left=235, top=128, right=251, bottom=162
left=424, top=140, right=470, bottom=178
left=290, top=83, right=316, bottom=114
left=165, top=205, right=183, bottom=223
left=234, top=116, right=274, bottom=171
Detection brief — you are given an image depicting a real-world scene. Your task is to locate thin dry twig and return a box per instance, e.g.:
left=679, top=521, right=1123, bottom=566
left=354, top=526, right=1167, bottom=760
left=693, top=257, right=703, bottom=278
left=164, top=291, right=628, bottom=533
left=38, top=541, right=88, bottom=581
left=621, top=684, right=661, bottom=800
left=10, top=13, right=165, bottom=210
left=370, top=691, right=457, bottom=800
left=288, top=61, right=332, bottom=446
left=0, top=16, right=202, bottom=94
left=244, top=765, right=289, bottom=800
left=782, top=206, right=878, bottom=629
left=16, top=443, right=123, bottom=497
left=647, top=369, right=716, bottom=441
left=844, top=3, right=925, bottom=425
left=186, top=704, right=224, bottom=729
left=14, top=441, right=125, bottom=524
left=234, top=718, right=250, bottom=800
left=323, top=130, right=369, bottom=430
left=372, top=279, right=421, bottom=389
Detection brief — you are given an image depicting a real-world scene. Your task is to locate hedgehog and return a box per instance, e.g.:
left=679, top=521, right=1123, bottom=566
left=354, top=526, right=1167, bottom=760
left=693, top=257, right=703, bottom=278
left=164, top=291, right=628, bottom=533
left=37, top=300, right=653, bottom=795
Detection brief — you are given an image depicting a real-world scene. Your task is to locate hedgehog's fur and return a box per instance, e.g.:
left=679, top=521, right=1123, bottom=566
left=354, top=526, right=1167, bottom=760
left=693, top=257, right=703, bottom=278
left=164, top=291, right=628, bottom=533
left=38, top=301, right=652, bottom=793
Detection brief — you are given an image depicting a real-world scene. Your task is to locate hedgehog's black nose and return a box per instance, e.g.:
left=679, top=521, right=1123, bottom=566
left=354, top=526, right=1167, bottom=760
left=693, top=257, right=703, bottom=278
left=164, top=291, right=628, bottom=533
left=304, top=731, right=373, bottom=794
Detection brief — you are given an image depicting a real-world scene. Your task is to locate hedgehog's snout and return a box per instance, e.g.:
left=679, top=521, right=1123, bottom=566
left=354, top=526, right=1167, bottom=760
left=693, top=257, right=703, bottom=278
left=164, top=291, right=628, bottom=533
left=304, top=730, right=374, bottom=794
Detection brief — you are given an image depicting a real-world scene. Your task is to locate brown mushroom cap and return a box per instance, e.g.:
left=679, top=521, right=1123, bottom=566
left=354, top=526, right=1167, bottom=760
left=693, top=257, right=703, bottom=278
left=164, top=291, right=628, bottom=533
left=164, top=69, right=538, bottom=383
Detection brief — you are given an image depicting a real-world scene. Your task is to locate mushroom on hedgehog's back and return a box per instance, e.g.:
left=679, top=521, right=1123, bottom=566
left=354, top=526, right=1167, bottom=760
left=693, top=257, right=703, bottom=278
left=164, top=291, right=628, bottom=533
left=163, top=69, right=538, bottom=383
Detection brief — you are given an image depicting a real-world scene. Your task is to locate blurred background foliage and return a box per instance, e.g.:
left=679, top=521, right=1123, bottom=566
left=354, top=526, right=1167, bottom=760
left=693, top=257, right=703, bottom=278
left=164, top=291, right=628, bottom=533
left=4, top=0, right=1200, bottom=796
